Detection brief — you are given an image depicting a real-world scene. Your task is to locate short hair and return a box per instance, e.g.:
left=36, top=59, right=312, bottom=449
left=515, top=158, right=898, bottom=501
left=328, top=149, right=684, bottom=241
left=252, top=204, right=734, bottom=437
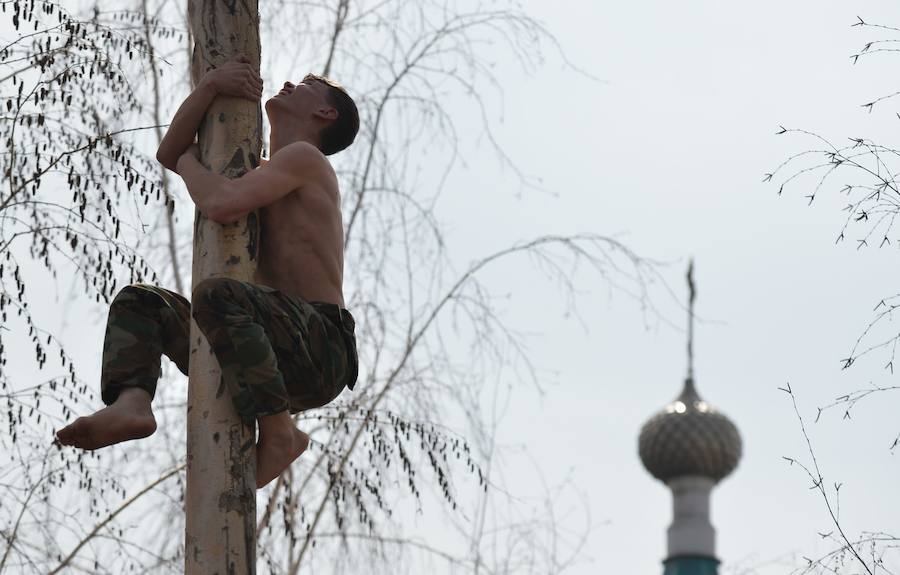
left=303, top=73, right=359, bottom=156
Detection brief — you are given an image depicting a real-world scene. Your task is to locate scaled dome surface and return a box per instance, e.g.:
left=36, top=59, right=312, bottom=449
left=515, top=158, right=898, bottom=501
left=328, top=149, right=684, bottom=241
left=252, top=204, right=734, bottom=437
left=638, top=378, right=742, bottom=483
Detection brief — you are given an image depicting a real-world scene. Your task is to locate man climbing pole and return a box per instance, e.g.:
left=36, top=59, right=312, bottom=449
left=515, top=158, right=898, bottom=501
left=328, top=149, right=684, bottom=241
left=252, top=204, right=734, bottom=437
left=57, top=2, right=359, bottom=568
left=56, top=56, right=360, bottom=484
left=57, top=0, right=359, bottom=575
left=57, top=34, right=362, bottom=575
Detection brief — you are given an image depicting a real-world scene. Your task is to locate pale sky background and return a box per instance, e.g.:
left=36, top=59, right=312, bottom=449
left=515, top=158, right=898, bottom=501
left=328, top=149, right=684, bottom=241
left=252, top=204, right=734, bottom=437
left=4, top=0, right=900, bottom=573
left=433, top=0, right=900, bottom=572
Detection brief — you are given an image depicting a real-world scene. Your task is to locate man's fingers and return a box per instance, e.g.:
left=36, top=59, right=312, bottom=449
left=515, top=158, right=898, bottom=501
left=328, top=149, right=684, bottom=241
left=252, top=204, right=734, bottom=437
left=215, top=63, right=262, bottom=99
left=242, top=69, right=263, bottom=85
left=243, top=74, right=262, bottom=89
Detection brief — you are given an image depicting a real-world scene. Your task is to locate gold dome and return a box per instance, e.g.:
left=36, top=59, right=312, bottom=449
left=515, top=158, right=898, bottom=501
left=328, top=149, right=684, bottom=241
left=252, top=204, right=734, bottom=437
left=638, top=378, right=742, bottom=483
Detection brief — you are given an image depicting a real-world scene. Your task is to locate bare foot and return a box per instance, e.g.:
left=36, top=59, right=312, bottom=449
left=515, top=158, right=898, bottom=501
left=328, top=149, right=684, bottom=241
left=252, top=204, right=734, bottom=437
left=256, top=427, right=309, bottom=489
left=56, top=389, right=157, bottom=450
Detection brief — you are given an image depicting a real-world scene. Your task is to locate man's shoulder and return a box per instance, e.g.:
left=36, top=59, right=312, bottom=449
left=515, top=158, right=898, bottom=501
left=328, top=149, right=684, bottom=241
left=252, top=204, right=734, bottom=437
left=269, top=143, right=338, bottom=199
left=279, top=141, right=328, bottom=165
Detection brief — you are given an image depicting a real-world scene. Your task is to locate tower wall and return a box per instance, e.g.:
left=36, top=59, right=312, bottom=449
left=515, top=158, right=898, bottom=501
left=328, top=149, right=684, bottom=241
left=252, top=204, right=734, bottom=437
left=666, top=475, right=716, bottom=557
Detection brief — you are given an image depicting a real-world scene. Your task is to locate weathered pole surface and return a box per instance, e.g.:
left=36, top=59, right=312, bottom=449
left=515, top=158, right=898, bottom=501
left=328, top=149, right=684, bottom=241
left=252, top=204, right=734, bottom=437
left=185, top=1, right=262, bottom=573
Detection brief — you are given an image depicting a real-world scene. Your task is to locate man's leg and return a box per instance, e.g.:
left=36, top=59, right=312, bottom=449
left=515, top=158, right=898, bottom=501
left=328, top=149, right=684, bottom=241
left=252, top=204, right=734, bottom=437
left=190, top=277, right=309, bottom=488
left=257, top=411, right=309, bottom=488
left=56, top=284, right=191, bottom=450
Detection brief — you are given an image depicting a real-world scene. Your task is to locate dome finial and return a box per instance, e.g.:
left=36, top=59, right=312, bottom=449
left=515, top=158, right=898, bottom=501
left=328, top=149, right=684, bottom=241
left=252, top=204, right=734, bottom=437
left=687, top=259, right=696, bottom=381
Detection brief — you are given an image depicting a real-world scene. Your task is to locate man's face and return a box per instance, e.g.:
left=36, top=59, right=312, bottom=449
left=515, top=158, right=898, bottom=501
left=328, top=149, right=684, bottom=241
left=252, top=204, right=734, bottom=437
left=267, top=74, right=329, bottom=118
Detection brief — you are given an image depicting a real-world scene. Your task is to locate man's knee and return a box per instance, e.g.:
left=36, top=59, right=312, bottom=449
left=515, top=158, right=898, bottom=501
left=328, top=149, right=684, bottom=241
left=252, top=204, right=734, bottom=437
left=191, top=277, right=241, bottom=317
left=111, top=283, right=153, bottom=308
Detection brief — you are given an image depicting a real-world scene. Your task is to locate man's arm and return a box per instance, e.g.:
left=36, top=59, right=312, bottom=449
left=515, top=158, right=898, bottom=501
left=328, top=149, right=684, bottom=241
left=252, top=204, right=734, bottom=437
left=155, top=56, right=263, bottom=172
left=176, top=142, right=326, bottom=224
left=155, top=78, right=217, bottom=172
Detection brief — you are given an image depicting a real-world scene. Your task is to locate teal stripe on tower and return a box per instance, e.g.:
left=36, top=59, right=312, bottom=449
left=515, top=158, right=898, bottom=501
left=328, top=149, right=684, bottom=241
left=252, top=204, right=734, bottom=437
left=663, top=556, right=720, bottom=575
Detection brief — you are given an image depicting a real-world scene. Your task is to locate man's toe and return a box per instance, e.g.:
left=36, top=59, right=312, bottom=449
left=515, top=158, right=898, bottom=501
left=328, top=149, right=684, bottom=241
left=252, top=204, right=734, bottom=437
left=57, top=418, right=86, bottom=446
left=56, top=425, right=74, bottom=444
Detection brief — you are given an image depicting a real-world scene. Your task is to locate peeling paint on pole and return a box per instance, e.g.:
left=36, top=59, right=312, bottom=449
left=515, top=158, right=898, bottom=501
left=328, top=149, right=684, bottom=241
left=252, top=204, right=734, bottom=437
left=185, top=1, right=261, bottom=573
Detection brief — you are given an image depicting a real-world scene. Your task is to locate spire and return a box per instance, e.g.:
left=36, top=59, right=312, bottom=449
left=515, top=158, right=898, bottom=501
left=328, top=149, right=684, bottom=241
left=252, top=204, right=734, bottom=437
left=686, top=259, right=695, bottom=382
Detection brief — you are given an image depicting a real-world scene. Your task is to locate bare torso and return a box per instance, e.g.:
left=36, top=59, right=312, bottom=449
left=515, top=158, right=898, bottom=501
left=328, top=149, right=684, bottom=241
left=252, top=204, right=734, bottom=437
left=252, top=158, right=345, bottom=307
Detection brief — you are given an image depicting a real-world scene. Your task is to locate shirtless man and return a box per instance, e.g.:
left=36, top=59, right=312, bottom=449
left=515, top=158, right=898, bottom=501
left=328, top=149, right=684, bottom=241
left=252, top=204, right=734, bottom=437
left=55, top=56, right=360, bottom=488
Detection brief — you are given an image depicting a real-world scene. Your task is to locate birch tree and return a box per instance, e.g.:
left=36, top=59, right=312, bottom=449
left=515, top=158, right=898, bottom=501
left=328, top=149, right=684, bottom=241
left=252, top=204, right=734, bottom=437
left=0, top=4, right=179, bottom=573
left=2, top=2, right=668, bottom=573
left=183, top=0, right=261, bottom=572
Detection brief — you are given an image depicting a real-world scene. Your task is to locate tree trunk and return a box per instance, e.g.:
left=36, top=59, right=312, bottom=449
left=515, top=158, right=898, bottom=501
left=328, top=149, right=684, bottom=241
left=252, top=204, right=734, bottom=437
left=185, top=2, right=262, bottom=573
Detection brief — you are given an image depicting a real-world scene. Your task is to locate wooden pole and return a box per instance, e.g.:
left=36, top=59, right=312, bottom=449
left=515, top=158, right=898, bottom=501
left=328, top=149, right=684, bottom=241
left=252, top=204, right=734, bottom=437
left=185, top=1, right=261, bottom=573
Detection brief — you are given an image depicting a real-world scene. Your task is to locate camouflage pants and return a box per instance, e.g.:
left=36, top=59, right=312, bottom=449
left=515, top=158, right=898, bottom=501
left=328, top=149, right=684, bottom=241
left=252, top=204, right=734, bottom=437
left=100, top=278, right=358, bottom=424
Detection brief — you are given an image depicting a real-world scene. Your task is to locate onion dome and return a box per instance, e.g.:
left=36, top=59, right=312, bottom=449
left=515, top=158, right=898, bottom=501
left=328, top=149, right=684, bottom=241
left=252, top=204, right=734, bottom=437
left=638, top=378, right=742, bottom=483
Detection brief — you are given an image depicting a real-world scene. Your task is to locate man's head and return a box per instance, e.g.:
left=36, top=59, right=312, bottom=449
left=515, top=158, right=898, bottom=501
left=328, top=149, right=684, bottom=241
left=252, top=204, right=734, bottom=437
left=265, top=73, right=359, bottom=155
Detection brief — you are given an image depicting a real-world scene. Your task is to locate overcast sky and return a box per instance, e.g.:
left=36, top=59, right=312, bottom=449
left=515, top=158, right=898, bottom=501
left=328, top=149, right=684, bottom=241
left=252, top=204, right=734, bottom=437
left=5, top=1, right=900, bottom=573
left=433, top=0, right=900, bottom=572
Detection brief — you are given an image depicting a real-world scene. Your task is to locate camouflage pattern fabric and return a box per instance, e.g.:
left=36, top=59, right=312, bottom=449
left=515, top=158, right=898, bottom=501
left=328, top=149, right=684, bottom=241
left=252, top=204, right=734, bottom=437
left=100, top=278, right=358, bottom=424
